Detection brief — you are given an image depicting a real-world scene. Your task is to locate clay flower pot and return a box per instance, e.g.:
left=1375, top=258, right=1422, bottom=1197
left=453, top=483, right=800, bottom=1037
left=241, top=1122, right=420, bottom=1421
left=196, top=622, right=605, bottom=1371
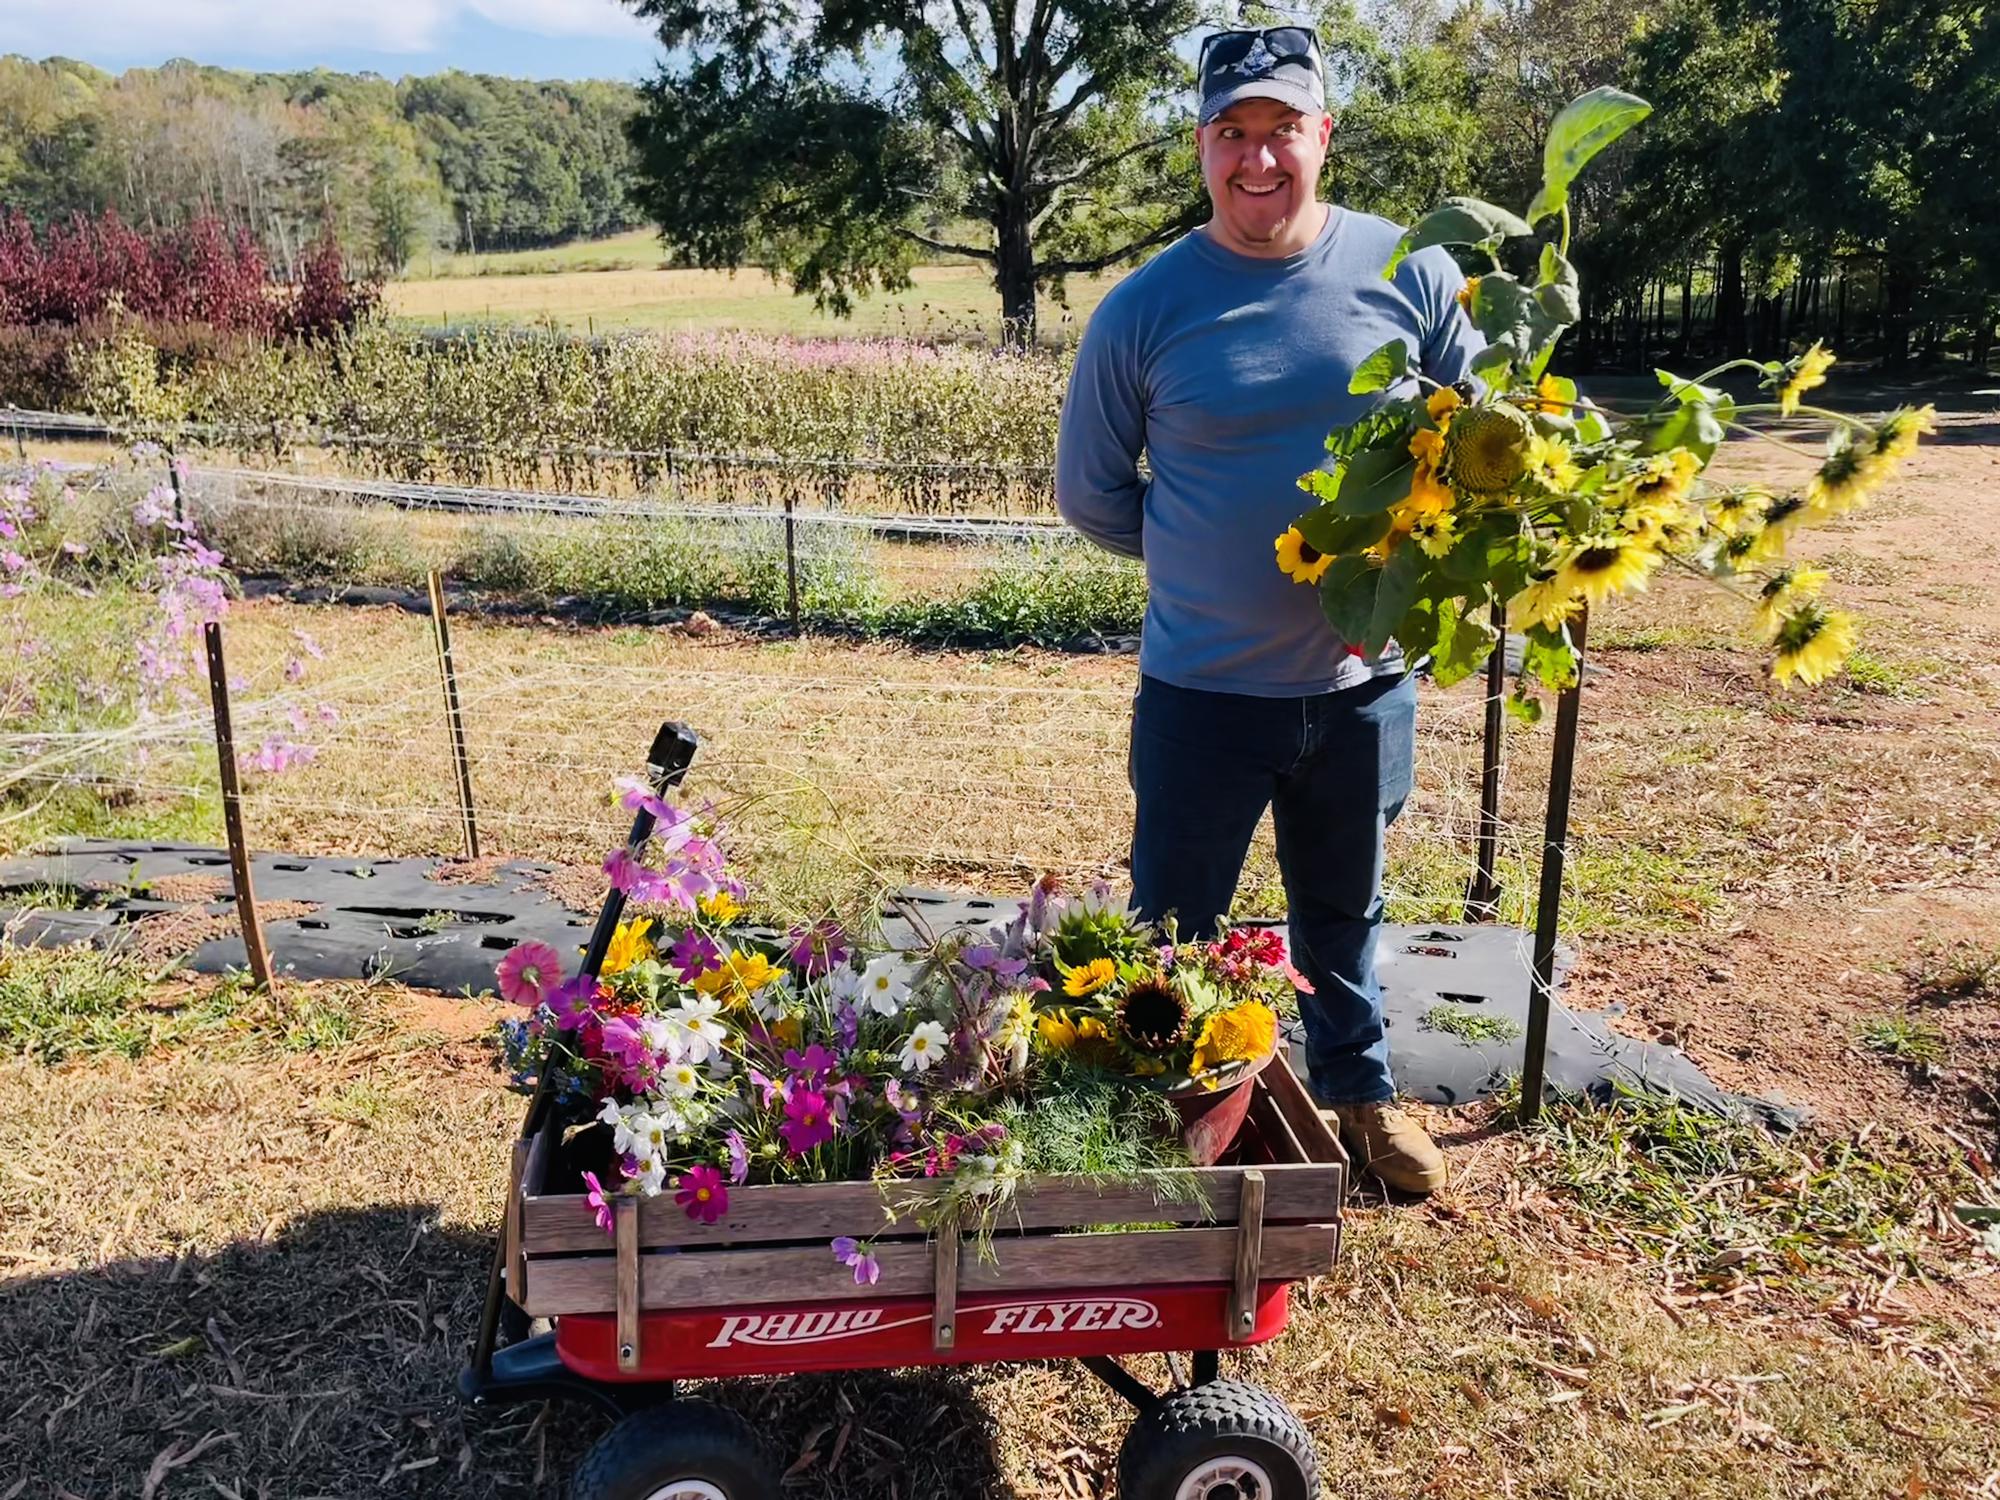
left=1166, top=1031, right=1281, bottom=1166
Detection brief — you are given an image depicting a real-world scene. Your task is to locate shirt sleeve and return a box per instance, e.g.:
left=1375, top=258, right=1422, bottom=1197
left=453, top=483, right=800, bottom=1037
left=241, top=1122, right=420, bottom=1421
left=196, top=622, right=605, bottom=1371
left=1055, top=296, right=1148, bottom=561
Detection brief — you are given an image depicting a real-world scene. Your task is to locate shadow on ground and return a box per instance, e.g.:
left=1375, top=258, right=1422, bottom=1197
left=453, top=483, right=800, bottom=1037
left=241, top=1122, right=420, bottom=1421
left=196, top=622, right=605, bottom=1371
left=0, top=1205, right=1012, bottom=1498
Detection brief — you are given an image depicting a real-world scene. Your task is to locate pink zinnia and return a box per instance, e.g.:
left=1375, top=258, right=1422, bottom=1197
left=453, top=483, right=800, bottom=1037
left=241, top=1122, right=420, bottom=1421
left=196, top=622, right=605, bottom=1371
left=582, top=1171, right=614, bottom=1237
left=495, top=941, right=564, bottom=1006
left=780, top=1089, right=835, bottom=1155
left=676, top=1164, right=728, bottom=1224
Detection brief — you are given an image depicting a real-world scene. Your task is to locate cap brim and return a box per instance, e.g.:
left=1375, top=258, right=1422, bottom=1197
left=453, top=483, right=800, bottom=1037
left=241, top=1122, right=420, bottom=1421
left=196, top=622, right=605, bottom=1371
left=1198, top=79, right=1325, bottom=126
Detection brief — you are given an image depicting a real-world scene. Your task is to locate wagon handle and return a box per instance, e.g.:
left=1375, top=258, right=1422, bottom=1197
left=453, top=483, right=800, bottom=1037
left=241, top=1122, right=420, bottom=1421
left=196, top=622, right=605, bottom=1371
left=470, top=720, right=701, bottom=1386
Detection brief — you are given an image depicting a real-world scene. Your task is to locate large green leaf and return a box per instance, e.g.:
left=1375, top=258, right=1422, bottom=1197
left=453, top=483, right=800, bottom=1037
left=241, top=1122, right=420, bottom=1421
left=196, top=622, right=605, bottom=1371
left=1521, top=623, right=1580, bottom=691
left=1294, top=505, right=1393, bottom=558
left=1318, top=555, right=1381, bottom=644
left=1384, top=197, right=1534, bottom=277
left=1324, top=400, right=1415, bottom=459
left=1469, top=273, right=1536, bottom=350
left=1364, top=542, right=1423, bottom=656
left=1432, top=600, right=1498, bottom=688
left=1327, top=445, right=1416, bottom=516
left=1349, top=339, right=1410, bottom=395
left=1526, top=88, right=1653, bottom=226
left=1534, top=244, right=1581, bottom=324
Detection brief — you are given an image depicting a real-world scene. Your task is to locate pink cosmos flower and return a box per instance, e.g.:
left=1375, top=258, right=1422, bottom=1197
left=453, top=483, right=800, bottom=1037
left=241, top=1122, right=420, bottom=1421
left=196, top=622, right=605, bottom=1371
left=782, top=1044, right=839, bottom=1083
left=780, top=1089, right=834, bottom=1155
left=830, top=1236, right=881, bottom=1286
left=669, top=929, right=721, bottom=982
left=676, top=1164, right=729, bottom=1225
left=496, top=941, right=564, bottom=1006
left=582, top=1171, right=614, bottom=1237
left=724, top=1130, right=748, bottom=1185
left=787, top=921, right=849, bottom=978
left=545, top=974, right=601, bottom=1030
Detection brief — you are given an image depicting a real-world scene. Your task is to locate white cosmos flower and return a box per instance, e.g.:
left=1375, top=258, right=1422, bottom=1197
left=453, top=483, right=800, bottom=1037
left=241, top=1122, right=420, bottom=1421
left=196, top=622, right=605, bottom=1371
left=623, top=1111, right=665, bottom=1165
left=669, top=995, right=728, bottom=1064
left=858, top=955, right=910, bottom=1017
left=640, top=1014, right=685, bottom=1061
left=632, top=1156, right=668, bottom=1196
left=825, top=965, right=862, bottom=1004
left=900, top=1020, right=949, bottom=1074
left=659, top=1059, right=702, bottom=1099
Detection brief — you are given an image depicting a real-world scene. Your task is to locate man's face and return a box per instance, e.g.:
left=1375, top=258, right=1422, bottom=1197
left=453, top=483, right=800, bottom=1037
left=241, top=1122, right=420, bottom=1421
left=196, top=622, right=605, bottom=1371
left=1197, top=98, right=1333, bottom=255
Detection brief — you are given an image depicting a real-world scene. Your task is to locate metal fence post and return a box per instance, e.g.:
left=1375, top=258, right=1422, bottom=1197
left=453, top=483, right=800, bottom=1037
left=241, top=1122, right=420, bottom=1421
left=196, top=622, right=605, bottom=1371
left=783, top=491, right=801, bottom=632
left=1464, top=595, right=1507, bottom=921
left=1518, top=606, right=1589, bottom=1121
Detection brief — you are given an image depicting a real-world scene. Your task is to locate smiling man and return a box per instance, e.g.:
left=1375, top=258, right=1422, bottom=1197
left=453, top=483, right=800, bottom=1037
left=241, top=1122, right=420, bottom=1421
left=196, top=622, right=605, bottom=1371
left=1054, top=26, right=1484, bottom=1195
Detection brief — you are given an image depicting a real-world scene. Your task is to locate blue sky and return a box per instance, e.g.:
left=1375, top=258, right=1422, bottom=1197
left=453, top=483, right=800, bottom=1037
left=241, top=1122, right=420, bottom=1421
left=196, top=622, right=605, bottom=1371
left=1, top=0, right=664, bottom=81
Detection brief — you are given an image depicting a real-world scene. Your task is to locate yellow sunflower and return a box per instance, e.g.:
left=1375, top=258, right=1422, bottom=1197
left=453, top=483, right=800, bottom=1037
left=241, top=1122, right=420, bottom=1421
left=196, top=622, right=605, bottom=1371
left=1777, top=342, right=1836, bottom=417
left=1553, top=537, right=1660, bottom=607
left=1806, top=432, right=1886, bottom=517
left=1426, top=387, right=1463, bottom=424
left=697, top=890, right=742, bottom=924
left=1526, top=433, right=1580, bottom=493
left=1744, top=495, right=1808, bottom=564
left=1409, top=509, right=1458, bottom=558
left=1506, top=573, right=1582, bottom=630
left=1190, top=1001, right=1280, bottom=1085
left=600, top=917, right=655, bottom=977
left=1622, top=448, right=1700, bottom=509
left=1753, top=563, right=1828, bottom=638
left=1037, top=1009, right=1112, bottom=1060
left=1872, top=403, right=1937, bottom=462
left=1408, top=427, right=1446, bottom=468
left=1063, top=956, right=1117, bottom=998
left=1391, top=460, right=1455, bottom=531
left=1706, top=486, right=1770, bottom=537
left=1274, top=526, right=1332, bottom=585
left=1770, top=604, right=1857, bottom=689
left=1534, top=373, right=1568, bottom=416
left=1457, top=276, right=1480, bottom=310
left=693, top=948, right=778, bottom=1007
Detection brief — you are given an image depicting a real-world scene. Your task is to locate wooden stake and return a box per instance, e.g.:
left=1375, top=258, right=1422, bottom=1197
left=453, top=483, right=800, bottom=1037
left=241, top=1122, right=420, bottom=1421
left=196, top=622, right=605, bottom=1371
left=426, top=570, right=480, bottom=858
left=1227, top=1169, right=1266, bottom=1343
left=615, top=1195, right=640, bottom=1372
left=166, top=452, right=188, bottom=530
left=931, top=1220, right=960, bottom=1351
left=202, top=622, right=275, bottom=990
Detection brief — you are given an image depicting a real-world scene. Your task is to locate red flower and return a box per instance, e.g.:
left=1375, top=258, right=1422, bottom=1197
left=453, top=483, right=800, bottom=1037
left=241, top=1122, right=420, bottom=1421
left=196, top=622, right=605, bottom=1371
left=675, top=1164, right=729, bottom=1225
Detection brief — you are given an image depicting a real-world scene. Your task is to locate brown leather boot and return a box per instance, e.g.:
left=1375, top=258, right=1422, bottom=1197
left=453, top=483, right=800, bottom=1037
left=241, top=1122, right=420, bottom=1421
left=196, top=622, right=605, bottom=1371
left=1326, top=1102, right=1447, bottom=1196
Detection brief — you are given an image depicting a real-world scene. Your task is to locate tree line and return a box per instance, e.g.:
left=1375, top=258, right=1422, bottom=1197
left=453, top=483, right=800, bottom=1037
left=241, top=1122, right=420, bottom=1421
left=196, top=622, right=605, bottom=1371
left=622, top=0, right=1998, bottom=365
left=0, top=56, right=645, bottom=274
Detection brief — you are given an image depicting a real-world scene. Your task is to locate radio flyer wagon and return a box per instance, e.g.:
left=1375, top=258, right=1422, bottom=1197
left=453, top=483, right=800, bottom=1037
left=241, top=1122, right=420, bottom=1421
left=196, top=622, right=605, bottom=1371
left=459, top=725, right=1348, bottom=1500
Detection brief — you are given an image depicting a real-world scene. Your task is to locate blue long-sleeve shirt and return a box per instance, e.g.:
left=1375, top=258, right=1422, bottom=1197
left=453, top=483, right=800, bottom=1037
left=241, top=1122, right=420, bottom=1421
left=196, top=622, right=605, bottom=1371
left=1055, top=206, right=1485, bottom=697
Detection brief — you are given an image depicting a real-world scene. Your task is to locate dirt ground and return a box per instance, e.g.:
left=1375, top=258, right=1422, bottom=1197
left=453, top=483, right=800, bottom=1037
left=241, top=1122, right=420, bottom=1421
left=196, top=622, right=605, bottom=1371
left=4, top=398, right=2000, bottom=1497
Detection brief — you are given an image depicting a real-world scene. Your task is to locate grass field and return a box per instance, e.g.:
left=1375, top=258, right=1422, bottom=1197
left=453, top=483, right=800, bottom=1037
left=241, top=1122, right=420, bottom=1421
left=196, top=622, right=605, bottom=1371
left=3, top=402, right=1999, bottom=1495
left=407, top=228, right=670, bottom=280
left=385, top=259, right=1127, bottom=341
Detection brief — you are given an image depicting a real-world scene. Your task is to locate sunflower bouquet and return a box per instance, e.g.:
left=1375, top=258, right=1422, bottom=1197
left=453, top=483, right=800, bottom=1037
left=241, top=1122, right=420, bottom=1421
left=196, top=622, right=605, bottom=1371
left=1022, top=878, right=1297, bottom=1091
left=1274, top=88, right=1932, bottom=713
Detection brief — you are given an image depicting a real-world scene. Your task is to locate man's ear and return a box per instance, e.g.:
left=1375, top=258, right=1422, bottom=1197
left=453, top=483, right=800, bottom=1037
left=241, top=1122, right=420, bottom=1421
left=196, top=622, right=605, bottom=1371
left=1316, top=111, right=1334, bottom=148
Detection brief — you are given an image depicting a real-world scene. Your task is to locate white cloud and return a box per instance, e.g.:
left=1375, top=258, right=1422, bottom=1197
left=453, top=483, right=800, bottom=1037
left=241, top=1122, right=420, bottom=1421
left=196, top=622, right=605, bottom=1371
left=0, top=0, right=653, bottom=63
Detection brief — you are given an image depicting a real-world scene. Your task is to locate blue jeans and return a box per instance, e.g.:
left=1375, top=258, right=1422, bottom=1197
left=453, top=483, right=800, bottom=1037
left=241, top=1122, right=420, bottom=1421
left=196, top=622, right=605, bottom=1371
left=1128, top=672, right=1416, bottom=1105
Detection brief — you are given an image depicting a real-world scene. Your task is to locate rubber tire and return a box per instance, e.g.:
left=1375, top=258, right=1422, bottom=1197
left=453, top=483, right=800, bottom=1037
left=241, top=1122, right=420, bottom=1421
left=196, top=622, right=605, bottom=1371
left=571, top=1399, right=777, bottom=1500
left=1116, top=1380, right=1319, bottom=1500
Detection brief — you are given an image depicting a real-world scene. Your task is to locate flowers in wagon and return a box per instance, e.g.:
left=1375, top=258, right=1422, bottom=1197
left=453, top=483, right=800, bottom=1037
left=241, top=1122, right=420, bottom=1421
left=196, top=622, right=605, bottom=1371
left=675, top=1164, right=729, bottom=1224
left=900, top=1020, right=949, bottom=1073
left=1277, top=88, right=1930, bottom=707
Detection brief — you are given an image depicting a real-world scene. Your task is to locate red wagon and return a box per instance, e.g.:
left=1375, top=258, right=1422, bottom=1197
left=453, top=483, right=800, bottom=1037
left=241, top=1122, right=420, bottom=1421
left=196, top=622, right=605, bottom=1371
left=459, top=725, right=1347, bottom=1499
left=462, top=1054, right=1345, bottom=1500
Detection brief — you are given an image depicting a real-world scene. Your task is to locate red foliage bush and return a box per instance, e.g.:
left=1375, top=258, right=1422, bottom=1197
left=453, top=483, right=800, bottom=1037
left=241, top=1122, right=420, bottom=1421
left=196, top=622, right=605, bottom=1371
left=0, top=210, right=377, bottom=339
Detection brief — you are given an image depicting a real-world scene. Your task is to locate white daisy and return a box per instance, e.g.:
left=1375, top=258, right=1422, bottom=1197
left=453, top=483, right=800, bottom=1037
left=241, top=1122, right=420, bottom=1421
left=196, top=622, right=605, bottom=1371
left=668, top=995, right=728, bottom=1064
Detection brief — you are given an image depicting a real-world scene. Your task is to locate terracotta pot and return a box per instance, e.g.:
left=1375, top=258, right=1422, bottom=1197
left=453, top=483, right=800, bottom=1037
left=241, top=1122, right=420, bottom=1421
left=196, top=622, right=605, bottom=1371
left=1168, top=1035, right=1281, bottom=1166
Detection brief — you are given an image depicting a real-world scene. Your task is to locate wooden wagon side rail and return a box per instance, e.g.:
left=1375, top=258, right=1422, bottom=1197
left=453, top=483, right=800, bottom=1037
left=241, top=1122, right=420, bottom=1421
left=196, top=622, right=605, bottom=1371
left=510, top=1059, right=1350, bottom=1360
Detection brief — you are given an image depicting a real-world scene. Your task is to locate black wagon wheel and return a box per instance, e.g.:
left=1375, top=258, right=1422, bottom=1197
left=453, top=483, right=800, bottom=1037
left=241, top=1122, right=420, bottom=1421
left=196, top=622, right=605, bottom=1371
left=1115, top=1379, right=1319, bottom=1500
left=571, top=1398, right=778, bottom=1500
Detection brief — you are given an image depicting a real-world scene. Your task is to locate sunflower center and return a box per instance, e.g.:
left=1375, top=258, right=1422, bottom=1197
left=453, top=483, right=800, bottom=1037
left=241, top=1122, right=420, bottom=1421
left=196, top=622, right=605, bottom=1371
left=1298, top=540, right=1322, bottom=564
left=1570, top=546, right=1624, bottom=575
left=1120, top=982, right=1186, bottom=1051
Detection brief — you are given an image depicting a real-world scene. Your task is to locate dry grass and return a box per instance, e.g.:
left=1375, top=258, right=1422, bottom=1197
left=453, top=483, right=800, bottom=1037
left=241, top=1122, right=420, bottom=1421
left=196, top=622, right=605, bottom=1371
left=5, top=406, right=2000, bottom=1496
